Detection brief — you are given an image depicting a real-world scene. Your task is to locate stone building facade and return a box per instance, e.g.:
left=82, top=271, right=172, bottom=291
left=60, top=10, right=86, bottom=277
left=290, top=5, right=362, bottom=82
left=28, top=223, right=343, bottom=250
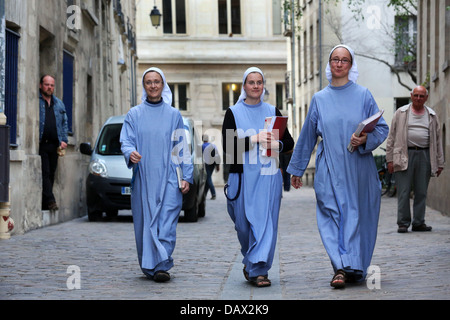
left=284, top=0, right=416, bottom=186
left=136, top=0, right=287, bottom=186
left=3, top=0, right=137, bottom=234
left=285, top=0, right=449, bottom=215
left=417, top=1, right=449, bottom=215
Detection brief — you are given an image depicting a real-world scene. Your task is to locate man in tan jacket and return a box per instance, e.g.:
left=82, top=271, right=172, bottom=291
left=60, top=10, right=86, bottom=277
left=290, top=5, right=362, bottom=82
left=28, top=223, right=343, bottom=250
left=386, top=85, right=444, bottom=233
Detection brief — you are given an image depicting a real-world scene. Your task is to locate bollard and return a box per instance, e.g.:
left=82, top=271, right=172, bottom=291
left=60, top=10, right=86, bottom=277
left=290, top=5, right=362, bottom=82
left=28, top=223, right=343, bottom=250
left=0, top=187, right=13, bottom=239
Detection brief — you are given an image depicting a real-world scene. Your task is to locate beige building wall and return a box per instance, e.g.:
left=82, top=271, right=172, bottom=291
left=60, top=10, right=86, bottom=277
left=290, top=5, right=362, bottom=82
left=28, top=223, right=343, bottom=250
left=285, top=0, right=416, bottom=186
left=5, top=0, right=137, bottom=234
left=136, top=0, right=287, bottom=186
left=417, top=0, right=450, bottom=216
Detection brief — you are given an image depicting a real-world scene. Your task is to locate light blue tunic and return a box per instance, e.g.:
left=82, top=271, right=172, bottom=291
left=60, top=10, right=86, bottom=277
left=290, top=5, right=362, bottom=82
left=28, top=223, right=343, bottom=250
left=227, top=101, right=283, bottom=278
left=120, top=100, right=193, bottom=278
left=287, top=81, right=389, bottom=280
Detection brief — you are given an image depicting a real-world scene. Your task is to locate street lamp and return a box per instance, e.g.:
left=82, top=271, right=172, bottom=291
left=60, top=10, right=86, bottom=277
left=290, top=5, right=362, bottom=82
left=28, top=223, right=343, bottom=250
left=149, top=5, right=161, bottom=28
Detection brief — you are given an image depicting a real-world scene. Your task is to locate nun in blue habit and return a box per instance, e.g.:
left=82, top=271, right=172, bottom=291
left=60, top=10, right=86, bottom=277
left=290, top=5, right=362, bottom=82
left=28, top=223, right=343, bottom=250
left=120, top=67, right=193, bottom=282
left=287, top=45, right=389, bottom=288
left=222, top=67, right=294, bottom=287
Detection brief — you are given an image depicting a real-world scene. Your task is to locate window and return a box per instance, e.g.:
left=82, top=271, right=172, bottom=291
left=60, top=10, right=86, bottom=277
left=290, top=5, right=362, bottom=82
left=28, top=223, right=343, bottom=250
left=63, top=50, right=74, bottom=133
left=394, top=15, right=417, bottom=67
left=309, top=25, right=314, bottom=76
left=395, top=97, right=410, bottom=111
left=169, top=83, right=189, bottom=111
left=163, top=0, right=186, bottom=34
left=5, top=29, right=20, bottom=146
left=276, top=83, right=285, bottom=110
left=218, top=0, right=241, bottom=35
left=273, top=0, right=282, bottom=35
left=96, top=124, right=123, bottom=155
left=222, top=83, right=241, bottom=110
left=302, top=31, right=307, bottom=81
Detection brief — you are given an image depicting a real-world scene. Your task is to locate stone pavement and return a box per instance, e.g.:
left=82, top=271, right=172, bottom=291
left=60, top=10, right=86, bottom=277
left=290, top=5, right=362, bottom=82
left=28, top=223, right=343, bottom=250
left=1, top=186, right=449, bottom=301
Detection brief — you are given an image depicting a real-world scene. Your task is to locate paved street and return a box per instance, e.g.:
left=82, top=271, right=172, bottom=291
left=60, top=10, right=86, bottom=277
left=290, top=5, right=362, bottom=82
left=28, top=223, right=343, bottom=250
left=1, top=186, right=449, bottom=302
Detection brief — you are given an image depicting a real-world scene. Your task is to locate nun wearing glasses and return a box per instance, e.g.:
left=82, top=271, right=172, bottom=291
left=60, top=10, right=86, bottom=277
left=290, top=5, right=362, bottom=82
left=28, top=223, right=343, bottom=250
left=287, top=45, right=389, bottom=288
left=222, top=67, right=294, bottom=287
left=120, top=67, right=193, bottom=282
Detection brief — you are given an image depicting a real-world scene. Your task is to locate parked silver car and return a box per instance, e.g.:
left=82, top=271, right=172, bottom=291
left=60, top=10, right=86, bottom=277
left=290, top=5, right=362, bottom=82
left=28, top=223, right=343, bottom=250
left=80, top=115, right=206, bottom=222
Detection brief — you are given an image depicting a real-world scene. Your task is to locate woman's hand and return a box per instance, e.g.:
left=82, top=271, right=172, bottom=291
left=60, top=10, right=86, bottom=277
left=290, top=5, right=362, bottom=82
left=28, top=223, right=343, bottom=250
left=130, top=151, right=142, bottom=164
left=350, top=132, right=367, bottom=148
left=251, top=131, right=279, bottom=150
left=180, top=180, right=190, bottom=194
left=291, top=176, right=303, bottom=189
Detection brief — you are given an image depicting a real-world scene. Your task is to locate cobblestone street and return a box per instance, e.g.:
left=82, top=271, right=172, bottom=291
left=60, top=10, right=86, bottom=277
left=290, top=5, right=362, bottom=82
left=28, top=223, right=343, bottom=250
left=1, top=186, right=449, bottom=303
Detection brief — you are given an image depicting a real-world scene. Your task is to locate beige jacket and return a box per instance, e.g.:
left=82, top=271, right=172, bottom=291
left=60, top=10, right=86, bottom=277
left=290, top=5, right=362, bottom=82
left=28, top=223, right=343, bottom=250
left=386, top=104, right=445, bottom=176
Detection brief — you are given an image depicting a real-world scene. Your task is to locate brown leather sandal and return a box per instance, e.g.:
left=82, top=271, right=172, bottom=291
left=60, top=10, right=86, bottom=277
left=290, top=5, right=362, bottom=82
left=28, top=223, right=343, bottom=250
left=252, top=275, right=271, bottom=287
left=330, top=270, right=346, bottom=289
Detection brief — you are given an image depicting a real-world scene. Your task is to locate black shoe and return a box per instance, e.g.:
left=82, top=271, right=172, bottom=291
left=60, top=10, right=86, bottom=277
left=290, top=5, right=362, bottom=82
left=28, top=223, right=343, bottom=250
left=153, top=271, right=170, bottom=282
left=412, top=224, right=432, bottom=232
left=48, top=201, right=58, bottom=211
left=397, top=225, right=408, bottom=233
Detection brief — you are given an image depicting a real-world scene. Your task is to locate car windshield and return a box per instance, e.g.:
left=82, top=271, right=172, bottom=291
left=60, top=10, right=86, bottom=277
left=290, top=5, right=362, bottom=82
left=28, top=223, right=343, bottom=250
left=96, top=123, right=123, bottom=155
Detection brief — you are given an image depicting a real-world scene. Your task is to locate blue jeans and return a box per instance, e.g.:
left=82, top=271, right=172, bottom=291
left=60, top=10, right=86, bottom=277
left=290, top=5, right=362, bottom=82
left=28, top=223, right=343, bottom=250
left=205, top=164, right=216, bottom=197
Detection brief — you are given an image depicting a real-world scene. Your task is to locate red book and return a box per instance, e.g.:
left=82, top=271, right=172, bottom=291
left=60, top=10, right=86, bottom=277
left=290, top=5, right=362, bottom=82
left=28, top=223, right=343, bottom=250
left=347, top=109, right=384, bottom=152
left=262, top=116, right=288, bottom=157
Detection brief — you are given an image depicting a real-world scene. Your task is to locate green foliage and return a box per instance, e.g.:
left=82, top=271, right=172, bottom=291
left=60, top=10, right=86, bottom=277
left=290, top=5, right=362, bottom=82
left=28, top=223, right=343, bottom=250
left=282, top=0, right=303, bottom=33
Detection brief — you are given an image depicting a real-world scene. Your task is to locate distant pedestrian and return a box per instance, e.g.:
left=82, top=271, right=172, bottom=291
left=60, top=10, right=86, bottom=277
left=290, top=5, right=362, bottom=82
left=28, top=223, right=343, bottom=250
left=120, top=67, right=193, bottom=282
left=222, top=67, right=294, bottom=287
left=279, top=151, right=292, bottom=192
left=287, top=45, right=389, bottom=288
left=386, top=85, right=444, bottom=233
left=39, top=75, right=68, bottom=211
left=202, top=134, right=221, bottom=200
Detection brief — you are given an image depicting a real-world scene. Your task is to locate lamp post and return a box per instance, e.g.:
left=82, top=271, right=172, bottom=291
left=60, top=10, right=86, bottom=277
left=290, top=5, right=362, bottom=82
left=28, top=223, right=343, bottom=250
left=149, top=5, right=161, bottom=28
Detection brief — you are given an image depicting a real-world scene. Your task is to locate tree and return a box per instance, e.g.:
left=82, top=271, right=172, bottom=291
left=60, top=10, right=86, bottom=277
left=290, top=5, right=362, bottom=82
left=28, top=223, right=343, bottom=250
left=327, top=0, right=418, bottom=90
left=283, top=0, right=418, bottom=90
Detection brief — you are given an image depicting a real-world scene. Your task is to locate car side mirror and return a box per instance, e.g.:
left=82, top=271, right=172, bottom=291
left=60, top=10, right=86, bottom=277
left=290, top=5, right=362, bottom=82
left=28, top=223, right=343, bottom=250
left=80, top=142, right=93, bottom=155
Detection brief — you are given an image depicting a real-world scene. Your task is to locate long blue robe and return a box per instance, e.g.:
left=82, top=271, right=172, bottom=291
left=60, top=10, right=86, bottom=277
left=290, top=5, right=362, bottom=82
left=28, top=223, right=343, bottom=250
left=120, top=99, right=193, bottom=278
left=287, top=81, right=389, bottom=280
left=227, top=101, right=283, bottom=278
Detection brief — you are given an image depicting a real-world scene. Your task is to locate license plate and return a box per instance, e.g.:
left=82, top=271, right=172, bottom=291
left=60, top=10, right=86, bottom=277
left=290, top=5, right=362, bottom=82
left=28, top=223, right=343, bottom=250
left=121, top=187, right=131, bottom=195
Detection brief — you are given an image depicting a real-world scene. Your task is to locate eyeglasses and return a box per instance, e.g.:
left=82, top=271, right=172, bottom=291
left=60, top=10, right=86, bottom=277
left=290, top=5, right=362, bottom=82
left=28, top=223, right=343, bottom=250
left=247, top=81, right=264, bottom=86
left=144, top=80, right=162, bottom=86
left=413, top=94, right=426, bottom=98
left=330, top=58, right=352, bottom=65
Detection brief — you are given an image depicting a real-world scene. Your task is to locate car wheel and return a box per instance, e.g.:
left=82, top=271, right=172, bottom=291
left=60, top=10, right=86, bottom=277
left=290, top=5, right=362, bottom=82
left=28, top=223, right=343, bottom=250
left=184, top=196, right=198, bottom=222
left=88, top=209, right=103, bottom=221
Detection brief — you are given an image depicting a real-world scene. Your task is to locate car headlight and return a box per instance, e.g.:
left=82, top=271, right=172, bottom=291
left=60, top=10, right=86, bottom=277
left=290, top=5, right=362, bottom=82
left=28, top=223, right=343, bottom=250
left=89, top=159, right=108, bottom=178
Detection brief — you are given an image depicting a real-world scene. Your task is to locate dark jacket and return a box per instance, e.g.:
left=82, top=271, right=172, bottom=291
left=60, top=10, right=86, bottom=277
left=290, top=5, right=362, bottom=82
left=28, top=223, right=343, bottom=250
left=39, top=93, right=69, bottom=144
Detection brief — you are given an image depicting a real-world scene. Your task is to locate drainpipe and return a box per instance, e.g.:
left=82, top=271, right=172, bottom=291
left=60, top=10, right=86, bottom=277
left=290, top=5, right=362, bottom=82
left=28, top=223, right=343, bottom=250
left=291, top=0, right=296, bottom=136
left=318, top=0, right=322, bottom=89
left=0, top=0, right=14, bottom=240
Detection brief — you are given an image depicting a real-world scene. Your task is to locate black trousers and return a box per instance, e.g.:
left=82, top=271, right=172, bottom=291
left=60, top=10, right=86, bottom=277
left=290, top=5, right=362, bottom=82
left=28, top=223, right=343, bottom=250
left=39, top=141, right=59, bottom=209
